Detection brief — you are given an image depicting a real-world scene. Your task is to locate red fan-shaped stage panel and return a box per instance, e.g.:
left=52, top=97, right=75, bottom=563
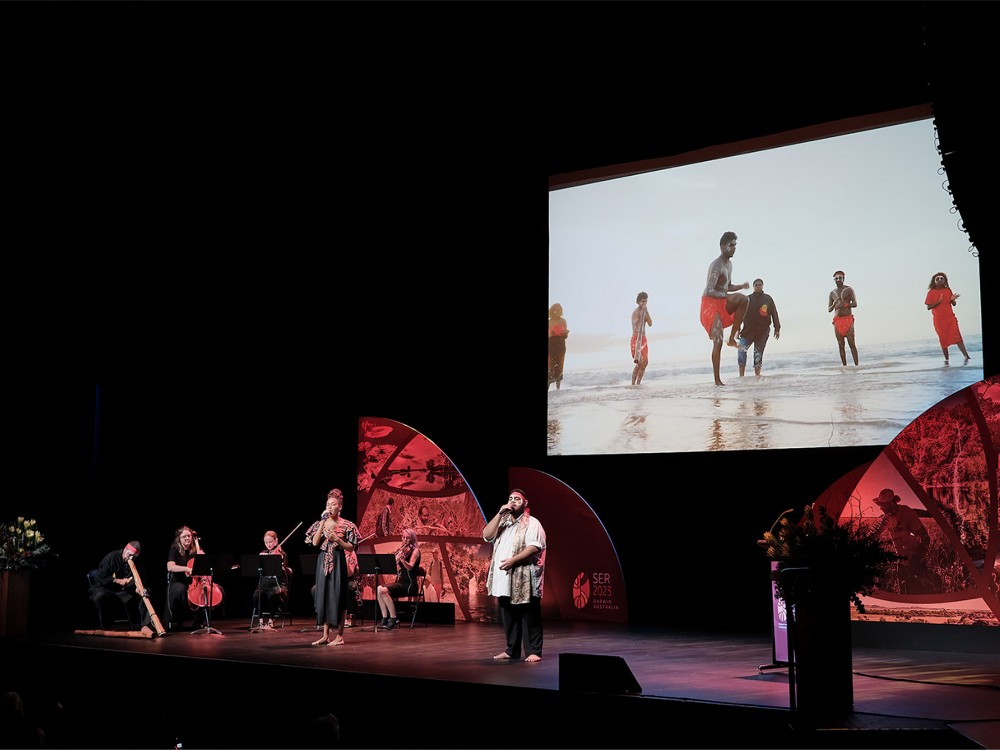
left=814, top=374, right=999, bottom=626
left=355, top=417, right=628, bottom=623
left=508, top=466, right=628, bottom=624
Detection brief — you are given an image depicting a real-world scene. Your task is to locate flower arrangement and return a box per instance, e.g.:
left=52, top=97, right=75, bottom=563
left=758, top=503, right=901, bottom=613
left=0, top=517, right=55, bottom=571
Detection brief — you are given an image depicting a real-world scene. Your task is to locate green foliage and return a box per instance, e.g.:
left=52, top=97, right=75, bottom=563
left=759, top=504, right=902, bottom=613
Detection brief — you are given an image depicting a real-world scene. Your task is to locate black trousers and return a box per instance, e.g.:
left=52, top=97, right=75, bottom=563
left=253, top=584, right=287, bottom=616
left=166, top=581, right=208, bottom=629
left=498, top=595, right=543, bottom=658
left=89, top=586, right=150, bottom=629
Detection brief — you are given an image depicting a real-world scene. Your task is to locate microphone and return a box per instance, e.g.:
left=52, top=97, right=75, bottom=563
left=321, top=511, right=331, bottom=520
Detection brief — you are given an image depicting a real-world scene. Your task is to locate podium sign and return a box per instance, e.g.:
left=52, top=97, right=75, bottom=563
left=770, top=560, right=789, bottom=664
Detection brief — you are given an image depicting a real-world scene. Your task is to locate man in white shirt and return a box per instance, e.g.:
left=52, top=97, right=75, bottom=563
left=483, top=488, right=546, bottom=663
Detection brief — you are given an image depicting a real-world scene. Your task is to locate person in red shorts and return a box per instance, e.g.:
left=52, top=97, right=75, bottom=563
left=828, top=270, right=859, bottom=366
left=630, top=291, right=653, bottom=385
left=700, top=231, right=749, bottom=385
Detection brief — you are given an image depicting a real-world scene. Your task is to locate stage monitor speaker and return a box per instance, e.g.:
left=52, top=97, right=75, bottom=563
left=559, top=652, right=642, bottom=694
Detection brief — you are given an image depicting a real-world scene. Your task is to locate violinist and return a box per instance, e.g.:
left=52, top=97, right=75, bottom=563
left=253, top=530, right=292, bottom=628
left=375, top=528, right=421, bottom=630
left=165, top=526, right=202, bottom=631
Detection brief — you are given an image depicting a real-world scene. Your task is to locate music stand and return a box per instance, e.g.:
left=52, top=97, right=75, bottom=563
left=189, top=553, right=228, bottom=635
left=298, top=553, right=321, bottom=632
left=355, top=553, right=397, bottom=632
left=246, top=554, right=285, bottom=632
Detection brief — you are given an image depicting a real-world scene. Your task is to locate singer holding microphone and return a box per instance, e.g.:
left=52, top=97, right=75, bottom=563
left=305, top=488, right=359, bottom=646
left=483, top=488, right=547, bottom=663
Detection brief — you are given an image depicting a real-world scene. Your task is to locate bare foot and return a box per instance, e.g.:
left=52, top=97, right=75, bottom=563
left=328, top=636, right=345, bottom=646
left=524, top=654, right=541, bottom=663
left=493, top=652, right=512, bottom=660
left=715, top=380, right=726, bottom=386
left=311, top=637, right=329, bottom=646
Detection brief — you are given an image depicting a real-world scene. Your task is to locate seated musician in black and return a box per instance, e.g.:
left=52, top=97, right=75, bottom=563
left=375, top=528, right=421, bottom=630
left=88, top=540, right=153, bottom=634
left=253, top=529, right=292, bottom=628
left=165, top=525, right=202, bottom=631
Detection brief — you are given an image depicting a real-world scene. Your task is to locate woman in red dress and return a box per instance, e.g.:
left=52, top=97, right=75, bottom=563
left=547, top=303, right=569, bottom=390
left=924, top=272, right=971, bottom=366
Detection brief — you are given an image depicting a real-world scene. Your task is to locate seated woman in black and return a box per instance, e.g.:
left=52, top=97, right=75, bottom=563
left=253, top=529, right=292, bottom=628
left=375, top=527, right=421, bottom=630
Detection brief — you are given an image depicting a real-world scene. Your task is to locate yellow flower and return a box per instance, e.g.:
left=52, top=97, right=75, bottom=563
left=1, top=516, right=54, bottom=571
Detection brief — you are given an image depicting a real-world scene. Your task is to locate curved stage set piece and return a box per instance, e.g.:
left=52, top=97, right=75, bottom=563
left=815, top=374, right=1000, bottom=627
left=354, top=416, right=628, bottom=624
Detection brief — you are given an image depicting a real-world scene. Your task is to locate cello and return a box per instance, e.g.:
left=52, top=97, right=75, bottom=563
left=187, top=534, right=224, bottom=610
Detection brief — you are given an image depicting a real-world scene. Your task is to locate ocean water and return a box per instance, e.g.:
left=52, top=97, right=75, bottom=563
left=546, top=335, right=985, bottom=455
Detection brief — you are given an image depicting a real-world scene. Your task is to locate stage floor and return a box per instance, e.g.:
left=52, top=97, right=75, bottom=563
left=6, top=617, right=1000, bottom=748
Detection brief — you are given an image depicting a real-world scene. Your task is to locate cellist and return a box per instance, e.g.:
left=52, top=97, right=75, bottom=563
left=165, top=526, right=203, bottom=631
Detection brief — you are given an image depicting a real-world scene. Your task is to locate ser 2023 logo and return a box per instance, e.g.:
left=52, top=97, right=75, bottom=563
left=573, top=572, right=614, bottom=608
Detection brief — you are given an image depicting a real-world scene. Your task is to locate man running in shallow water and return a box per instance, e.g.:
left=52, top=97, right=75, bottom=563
left=700, top=230, right=749, bottom=386
left=828, top=270, right=859, bottom=366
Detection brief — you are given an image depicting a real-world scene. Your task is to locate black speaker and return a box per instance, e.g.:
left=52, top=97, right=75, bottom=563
left=558, top=652, right=642, bottom=694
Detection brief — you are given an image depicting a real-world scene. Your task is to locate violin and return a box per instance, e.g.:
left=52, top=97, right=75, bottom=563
left=187, top=534, right=225, bottom=610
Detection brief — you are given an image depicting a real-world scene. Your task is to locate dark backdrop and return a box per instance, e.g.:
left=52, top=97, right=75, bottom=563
left=7, top=2, right=996, bottom=636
